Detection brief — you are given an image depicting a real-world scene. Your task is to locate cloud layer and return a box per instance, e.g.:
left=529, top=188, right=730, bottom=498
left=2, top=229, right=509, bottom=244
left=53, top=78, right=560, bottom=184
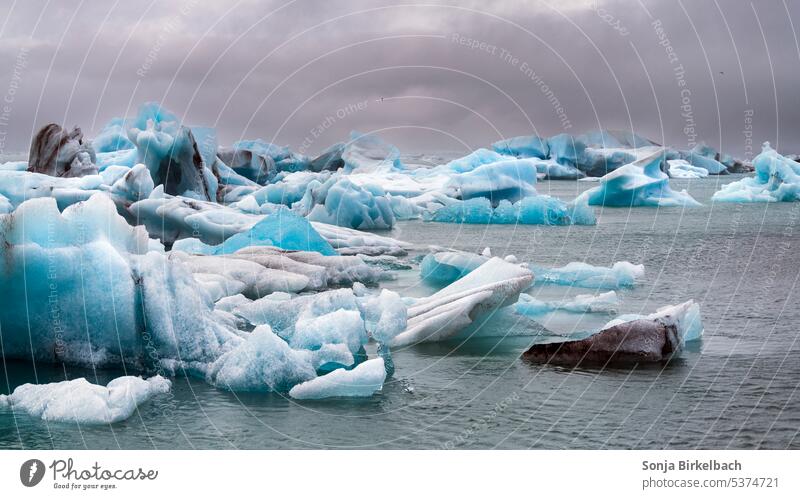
left=1, top=0, right=798, bottom=158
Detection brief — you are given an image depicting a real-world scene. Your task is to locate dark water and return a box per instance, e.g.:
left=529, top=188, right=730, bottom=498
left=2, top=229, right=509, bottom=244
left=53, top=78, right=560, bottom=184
left=2, top=175, right=799, bottom=449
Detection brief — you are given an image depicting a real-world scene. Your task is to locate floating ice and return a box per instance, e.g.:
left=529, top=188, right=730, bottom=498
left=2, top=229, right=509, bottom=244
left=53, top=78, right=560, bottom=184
left=442, top=148, right=509, bottom=173
left=428, top=196, right=596, bottom=225
left=93, top=117, right=135, bottom=153
left=576, top=149, right=701, bottom=207
left=523, top=300, right=703, bottom=365
left=174, top=207, right=336, bottom=256
left=28, top=123, right=98, bottom=178
left=531, top=261, right=644, bottom=289
left=420, top=251, right=489, bottom=285
left=217, top=145, right=276, bottom=184
left=208, top=326, right=316, bottom=392
left=516, top=291, right=619, bottom=315
left=296, top=174, right=396, bottom=229
left=0, top=194, right=237, bottom=368
left=231, top=139, right=310, bottom=173
left=130, top=190, right=262, bottom=245
left=360, top=289, right=407, bottom=344
left=0, top=376, right=170, bottom=424
left=342, top=131, right=403, bottom=173
left=492, top=135, right=549, bottom=159
left=445, top=158, right=538, bottom=204
left=712, top=142, right=800, bottom=203
left=683, top=143, right=728, bottom=174
left=312, top=222, right=411, bottom=256
left=392, top=257, right=533, bottom=346
left=667, top=159, right=709, bottom=179
left=289, top=358, right=386, bottom=399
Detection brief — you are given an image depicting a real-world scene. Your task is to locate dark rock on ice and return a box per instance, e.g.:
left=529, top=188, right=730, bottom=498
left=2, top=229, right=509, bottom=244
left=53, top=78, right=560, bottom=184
left=522, top=318, right=680, bottom=365
left=28, top=123, right=97, bottom=177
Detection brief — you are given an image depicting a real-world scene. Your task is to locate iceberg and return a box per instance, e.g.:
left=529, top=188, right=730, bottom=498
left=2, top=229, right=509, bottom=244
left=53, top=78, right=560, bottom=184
left=0, top=194, right=237, bottom=368
left=296, top=174, right=396, bottom=229
left=231, top=139, right=310, bottom=173
left=492, top=135, right=549, bottom=159
left=712, top=142, right=800, bottom=203
left=217, top=145, right=276, bottom=184
left=27, top=123, right=98, bottom=178
left=311, top=221, right=411, bottom=256
left=445, top=158, right=538, bottom=204
left=420, top=251, right=489, bottom=285
left=683, top=143, right=728, bottom=174
left=289, top=358, right=386, bottom=399
left=576, top=149, right=701, bottom=207
left=516, top=291, right=619, bottom=316
left=523, top=300, right=703, bottom=365
left=428, top=196, right=595, bottom=225
left=174, top=207, right=336, bottom=256
left=92, top=117, right=135, bottom=153
left=0, top=376, right=170, bottom=424
left=392, top=257, right=533, bottom=346
left=442, top=148, right=509, bottom=173
left=667, top=159, right=709, bottom=179
left=531, top=261, right=644, bottom=289
left=207, top=326, right=316, bottom=392
left=341, top=131, right=403, bottom=173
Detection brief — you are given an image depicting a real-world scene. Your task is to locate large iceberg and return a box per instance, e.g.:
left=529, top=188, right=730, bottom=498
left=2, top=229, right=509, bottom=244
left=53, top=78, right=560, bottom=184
left=0, top=376, right=171, bottom=424
left=0, top=193, right=237, bottom=368
left=392, top=257, right=533, bottom=346
left=712, top=142, right=800, bottom=203
left=576, top=149, right=701, bottom=207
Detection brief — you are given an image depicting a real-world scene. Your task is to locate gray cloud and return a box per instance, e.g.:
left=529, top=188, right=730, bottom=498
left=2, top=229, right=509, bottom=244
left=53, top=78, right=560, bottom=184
left=1, top=0, right=799, bottom=159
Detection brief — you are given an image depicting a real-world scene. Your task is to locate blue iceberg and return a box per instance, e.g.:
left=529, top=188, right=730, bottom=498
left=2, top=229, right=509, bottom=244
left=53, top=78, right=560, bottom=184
left=712, top=142, right=800, bottom=203
left=577, top=149, right=701, bottom=207
left=428, top=196, right=595, bottom=225
left=531, top=261, right=645, bottom=289
left=492, top=135, right=549, bottom=159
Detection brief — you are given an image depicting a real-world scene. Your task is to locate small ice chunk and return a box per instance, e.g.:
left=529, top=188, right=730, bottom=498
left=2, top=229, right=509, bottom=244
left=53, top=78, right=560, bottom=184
left=289, top=358, right=386, bottom=399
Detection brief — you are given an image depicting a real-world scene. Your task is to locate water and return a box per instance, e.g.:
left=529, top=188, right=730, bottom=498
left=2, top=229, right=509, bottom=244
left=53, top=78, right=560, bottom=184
left=2, top=175, right=799, bottom=449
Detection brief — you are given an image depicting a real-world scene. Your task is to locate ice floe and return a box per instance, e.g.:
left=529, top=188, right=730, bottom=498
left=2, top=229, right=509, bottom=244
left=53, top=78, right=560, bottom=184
left=0, top=376, right=170, bottom=424
left=531, top=261, right=644, bottom=289
left=289, top=357, right=386, bottom=399
left=516, top=291, right=619, bottom=316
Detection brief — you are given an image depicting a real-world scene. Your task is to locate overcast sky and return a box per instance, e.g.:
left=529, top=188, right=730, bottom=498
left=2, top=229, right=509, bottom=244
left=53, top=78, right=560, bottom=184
left=1, top=0, right=798, bottom=159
